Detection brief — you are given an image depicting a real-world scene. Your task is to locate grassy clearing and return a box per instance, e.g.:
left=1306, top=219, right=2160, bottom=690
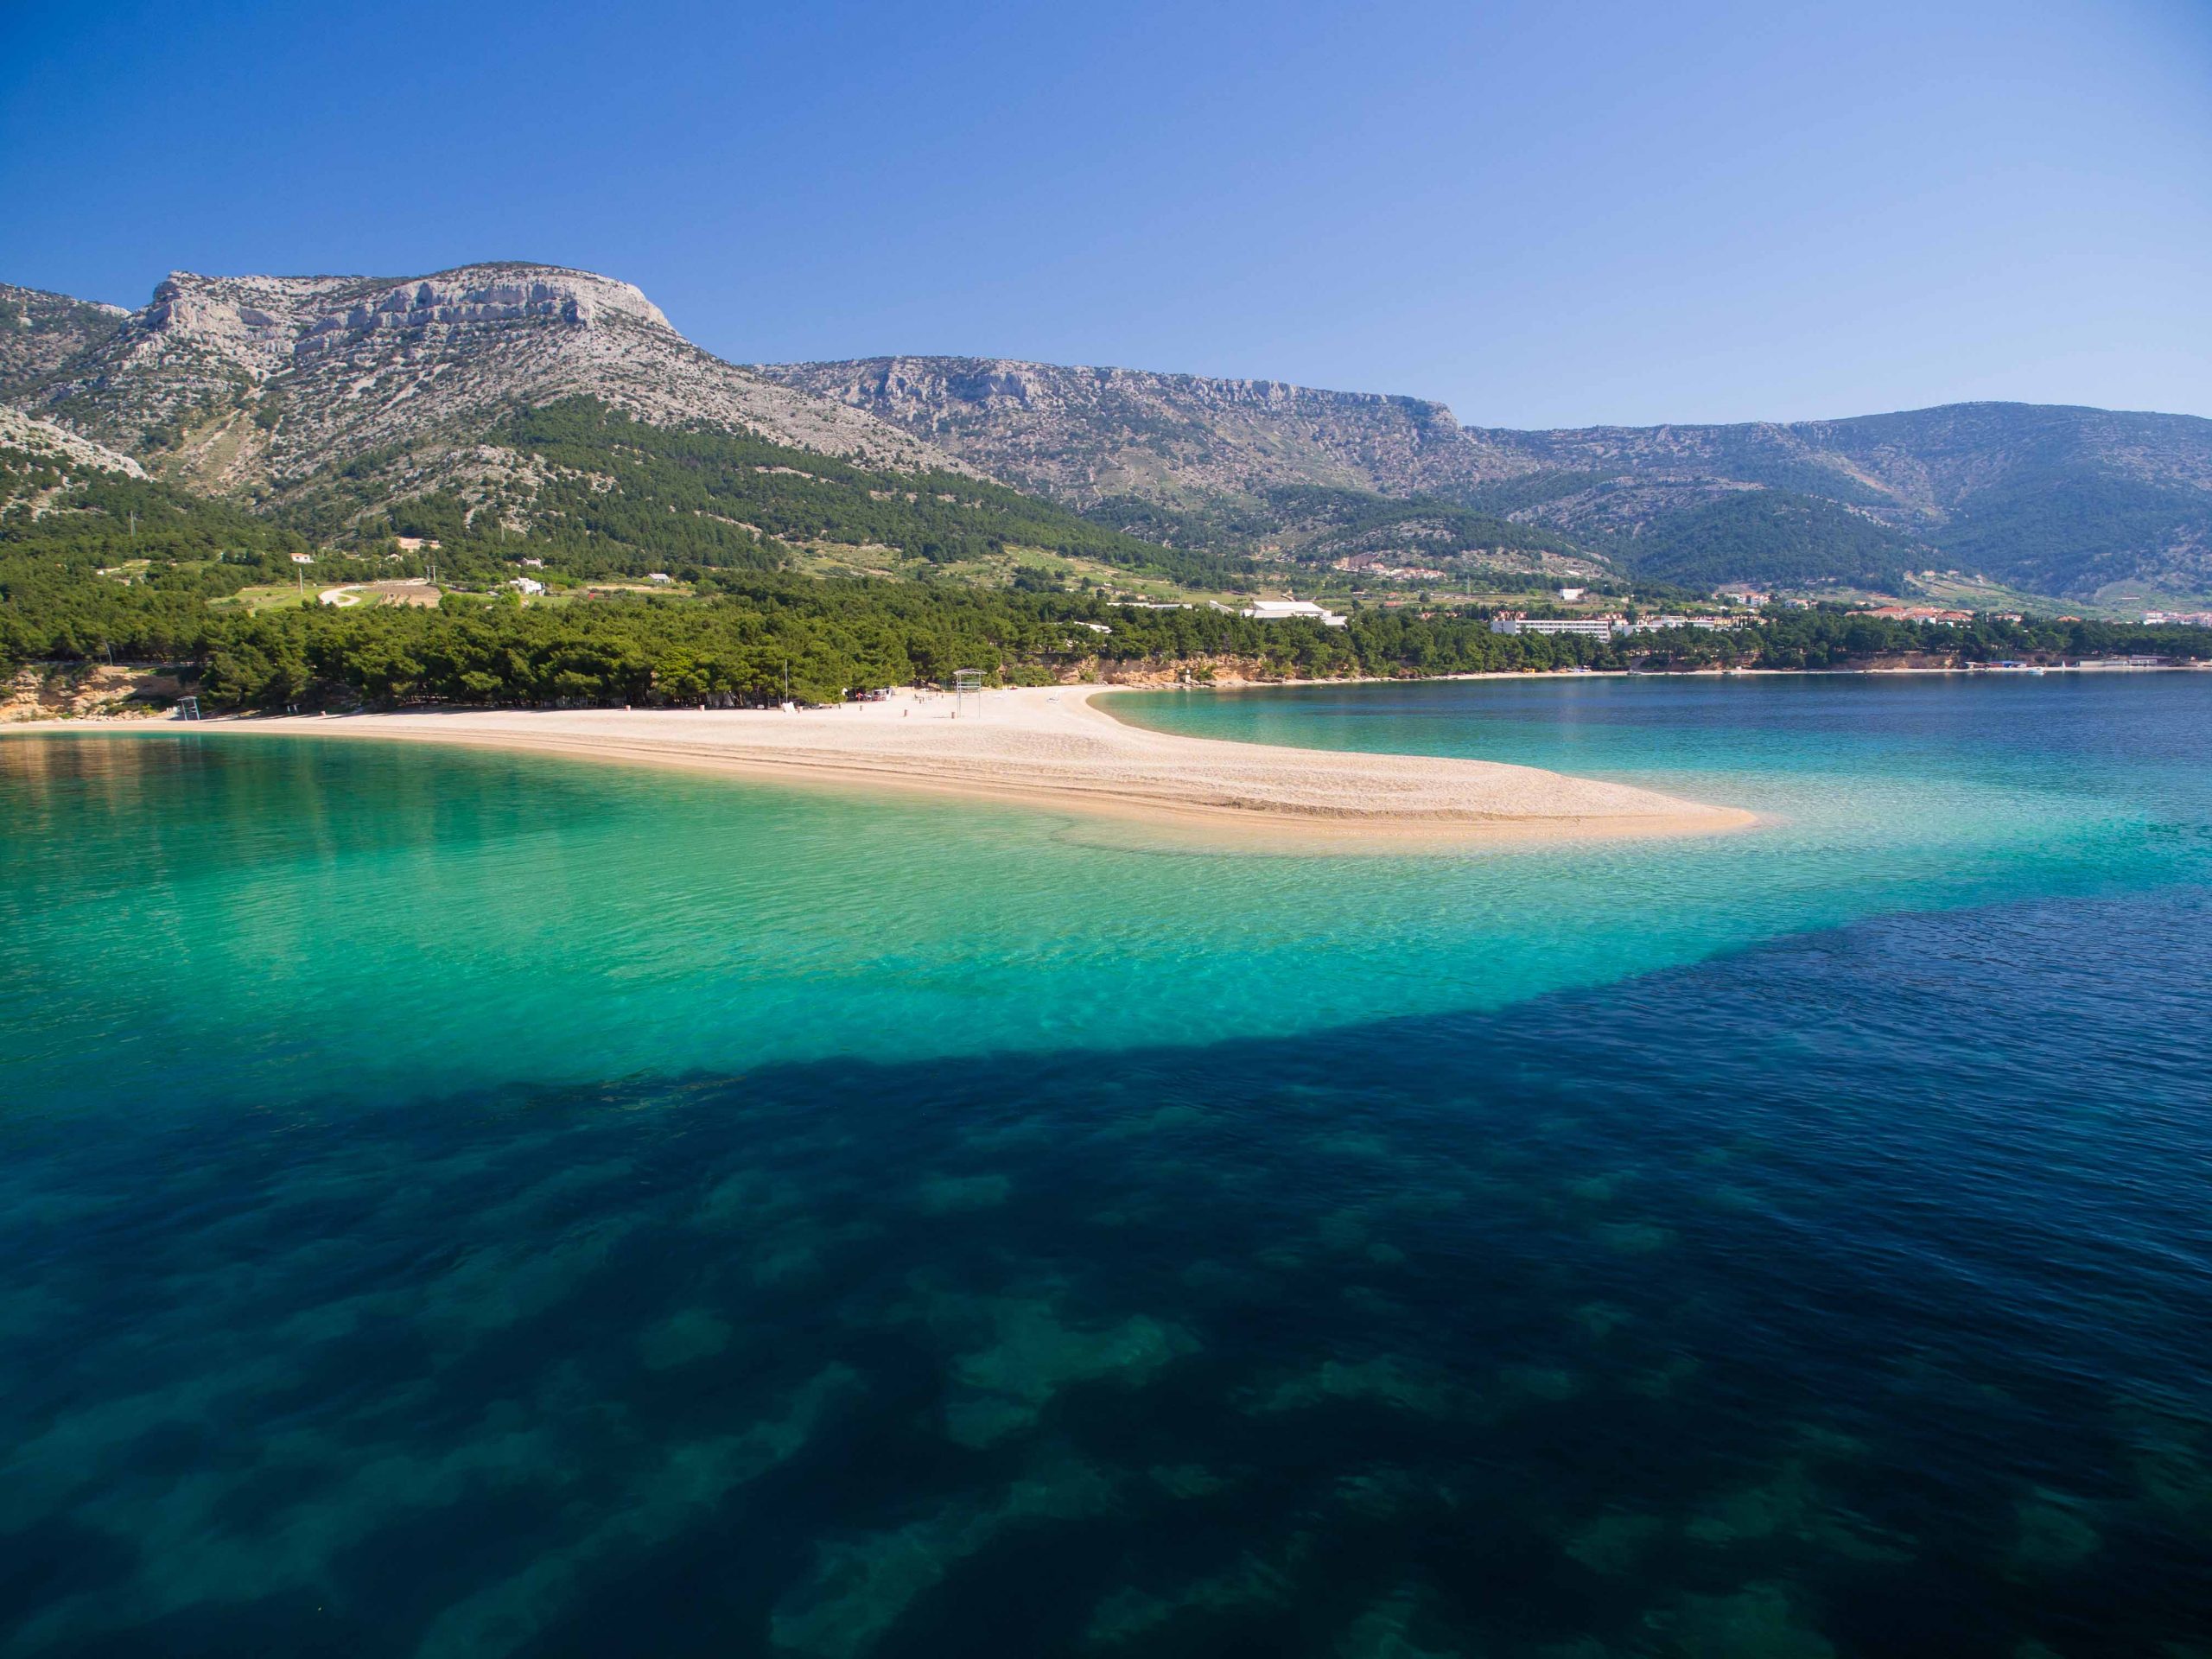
left=207, top=582, right=318, bottom=613
left=785, top=540, right=1249, bottom=606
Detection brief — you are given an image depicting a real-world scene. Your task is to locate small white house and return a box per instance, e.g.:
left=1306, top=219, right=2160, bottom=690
left=646, top=572, right=674, bottom=585
left=1557, top=587, right=1586, bottom=601
left=509, top=576, right=546, bottom=595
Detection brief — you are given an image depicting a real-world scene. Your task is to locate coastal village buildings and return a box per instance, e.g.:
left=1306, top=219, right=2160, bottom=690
left=1618, top=613, right=1742, bottom=633
left=1866, top=605, right=1975, bottom=624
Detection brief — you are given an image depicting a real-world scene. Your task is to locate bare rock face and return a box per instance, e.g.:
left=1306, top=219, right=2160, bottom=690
left=12, top=264, right=968, bottom=500
left=0, top=406, right=146, bottom=479
left=755, top=356, right=1532, bottom=509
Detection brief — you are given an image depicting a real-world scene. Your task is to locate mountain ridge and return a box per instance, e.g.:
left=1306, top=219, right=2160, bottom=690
left=6, top=264, right=976, bottom=514
left=765, top=355, right=2212, bottom=599
left=8, top=263, right=2210, bottom=601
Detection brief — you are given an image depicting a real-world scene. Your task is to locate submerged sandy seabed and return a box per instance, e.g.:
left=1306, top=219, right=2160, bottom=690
left=167, top=686, right=1753, bottom=851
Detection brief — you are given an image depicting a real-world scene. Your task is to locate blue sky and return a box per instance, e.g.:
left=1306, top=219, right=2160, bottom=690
left=3, top=0, right=2207, bottom=427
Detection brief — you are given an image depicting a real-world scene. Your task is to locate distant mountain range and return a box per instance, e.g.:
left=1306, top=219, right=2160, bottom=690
left=7, top=265, right=2209, bottom=602
left=764, top=358, right=2212, bottom=601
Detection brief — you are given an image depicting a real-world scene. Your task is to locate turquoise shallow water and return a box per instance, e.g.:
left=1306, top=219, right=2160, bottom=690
left=2, top=674, right=2209, bottom=1656
left=4, top=676, right=2204, bottom=1115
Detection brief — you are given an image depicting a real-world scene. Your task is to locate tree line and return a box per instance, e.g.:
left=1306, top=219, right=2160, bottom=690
left=182, top=590, right=2212, bottom=710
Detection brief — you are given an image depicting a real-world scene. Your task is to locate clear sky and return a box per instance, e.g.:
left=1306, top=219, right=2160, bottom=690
left=4, top=0, right=2208, bottom=428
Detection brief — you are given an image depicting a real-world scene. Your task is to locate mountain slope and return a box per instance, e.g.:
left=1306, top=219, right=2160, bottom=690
left=751, top=356, right=1553, bottom=577
left=8, top=264, right=972, bottom=507
left=1478, top=403, right=2212, bottom=599
left=11, top=264, right=2208, bottom=603
left=754, top=356, right=1521, bottom=507
left=766, top=354, right=2212, bottom=600
left=1, top=267, right=1238, bottom=591
left=0, top=407, right=147, bottom=487
left=0, top=284, right=127, bottom=404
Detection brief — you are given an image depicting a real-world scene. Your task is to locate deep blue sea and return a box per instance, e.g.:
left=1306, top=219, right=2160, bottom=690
left=2, top=674, right=2209, bottom=1657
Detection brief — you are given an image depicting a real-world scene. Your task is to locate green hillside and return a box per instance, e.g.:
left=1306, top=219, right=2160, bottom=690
left=293, top=398, right=1250, bottom=592
left=1599, top=492, right=1917, bottom=590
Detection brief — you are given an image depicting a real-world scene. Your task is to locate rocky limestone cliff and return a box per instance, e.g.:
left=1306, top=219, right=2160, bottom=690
left=0, top=406, right=147, bottom=479
left=10, top=264, right=970, bottom=501
left=755, top=355, right=1529, bottom=510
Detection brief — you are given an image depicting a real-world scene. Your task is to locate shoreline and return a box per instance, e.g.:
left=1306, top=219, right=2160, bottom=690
left=7, top=684, right=1757, bottom=853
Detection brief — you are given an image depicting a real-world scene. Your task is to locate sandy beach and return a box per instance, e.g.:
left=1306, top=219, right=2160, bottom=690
left=194, top=686, right=1753, bottom=849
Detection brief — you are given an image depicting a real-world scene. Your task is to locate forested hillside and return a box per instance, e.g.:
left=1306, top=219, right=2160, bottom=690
left=10, top=420, right=2207, bottom=712
left=1581, top=491, right=1916, bottom=591
left=1477, top=403, right=2212, bottom=599
left=303, top=399, right=1247, bottom=589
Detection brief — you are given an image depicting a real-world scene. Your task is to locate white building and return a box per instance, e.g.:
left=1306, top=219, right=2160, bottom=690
left=509, top=576, right=546, bottom=595
left=1489, top=611, right=1615, bottom=639
left=1619, top=613, right=1737, bottom=633
left=646, top=572, right=674, bottom=584
left=1556, top=587, right=1586, bottom=601
left=1239, top=599, right=1349, bottom=628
